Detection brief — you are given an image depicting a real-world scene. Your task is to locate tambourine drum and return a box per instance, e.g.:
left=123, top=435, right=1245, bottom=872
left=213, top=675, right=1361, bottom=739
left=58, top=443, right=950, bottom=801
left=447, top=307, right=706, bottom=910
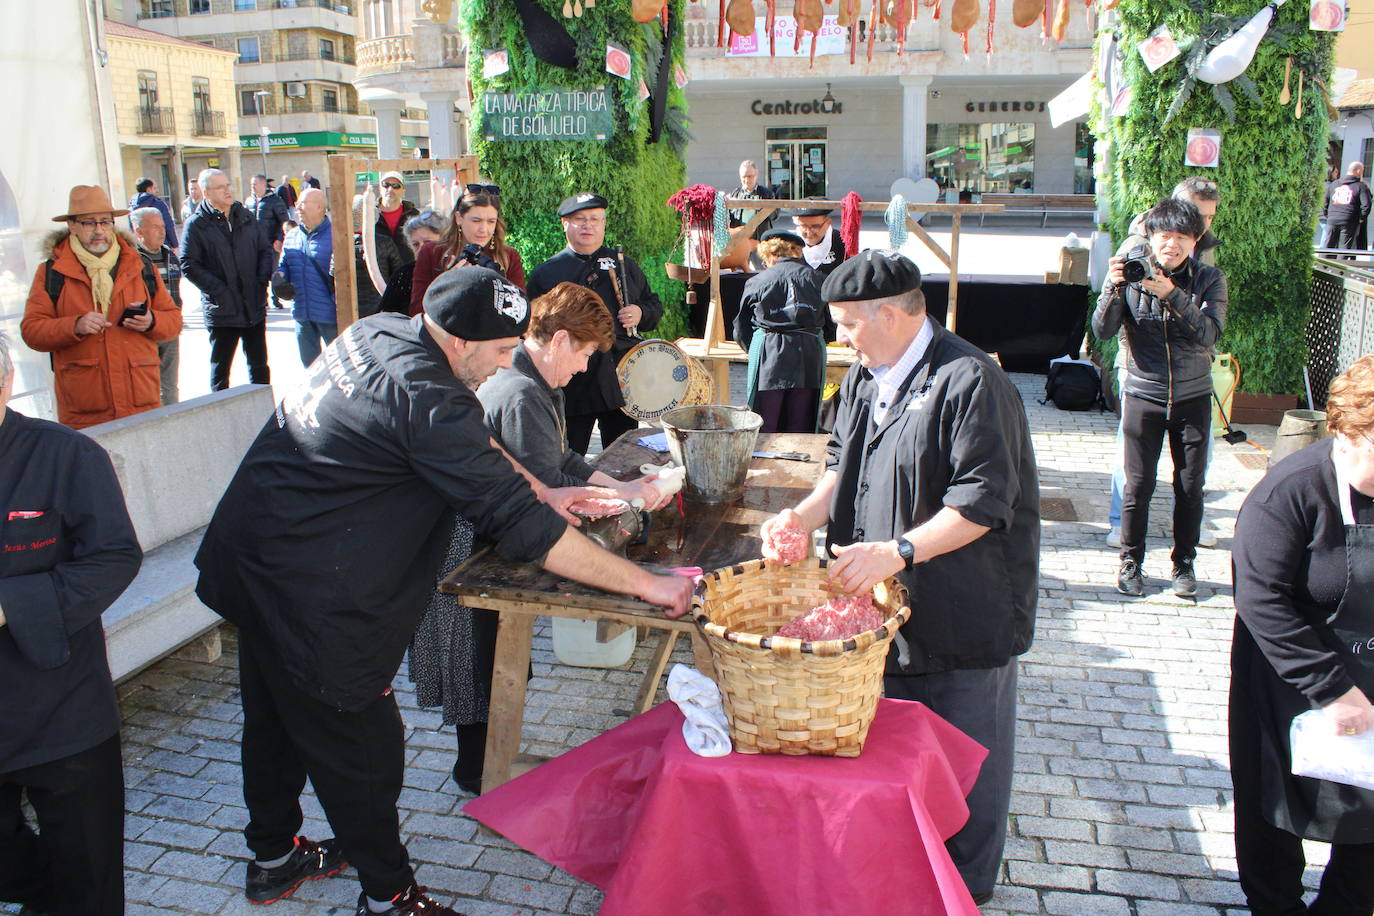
left=617, top=339, right=716, bottom=426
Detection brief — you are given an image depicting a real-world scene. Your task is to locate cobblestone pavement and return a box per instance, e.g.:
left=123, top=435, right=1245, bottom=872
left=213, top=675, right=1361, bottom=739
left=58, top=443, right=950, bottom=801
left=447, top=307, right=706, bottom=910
left=10, top=372, right=1320, bottom=916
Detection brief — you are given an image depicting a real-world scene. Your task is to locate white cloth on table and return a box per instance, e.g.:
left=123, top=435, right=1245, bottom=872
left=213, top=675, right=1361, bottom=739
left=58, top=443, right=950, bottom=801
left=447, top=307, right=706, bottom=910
left=667, top=664, right=732, bottom=757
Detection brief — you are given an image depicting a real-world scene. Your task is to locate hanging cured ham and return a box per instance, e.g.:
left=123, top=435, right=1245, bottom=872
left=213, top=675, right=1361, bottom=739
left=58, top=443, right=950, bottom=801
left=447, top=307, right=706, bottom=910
left=950, top=0, right=979, bottom=50
left=1051, top=0, right=1069, bottom=41
left=632, top=0, right=660, bottom=20
left=1012, top=0, right=1039, bottom=28
left=725, top=0, right=755, bottom=36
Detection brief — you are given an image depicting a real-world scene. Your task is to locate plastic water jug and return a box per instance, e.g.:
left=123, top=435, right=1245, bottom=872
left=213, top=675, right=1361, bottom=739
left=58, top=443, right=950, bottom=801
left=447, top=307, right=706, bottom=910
left=1211, top=353, right=1238, bottom=437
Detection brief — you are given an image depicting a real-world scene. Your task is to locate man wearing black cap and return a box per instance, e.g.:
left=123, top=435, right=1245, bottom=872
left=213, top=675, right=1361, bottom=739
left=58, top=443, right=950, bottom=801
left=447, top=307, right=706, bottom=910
left=525, top=193, right=663, bottom=453
left=760, top=250, right=1039, bottom=906
left=791, top=201, right=849, bottom=277
left=194, top=268, right=692, bottom=916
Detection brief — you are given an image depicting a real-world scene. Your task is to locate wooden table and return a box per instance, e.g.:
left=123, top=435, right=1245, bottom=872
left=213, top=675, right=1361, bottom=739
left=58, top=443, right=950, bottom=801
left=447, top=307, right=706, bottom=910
left=439, top=430, right=828, bottom=793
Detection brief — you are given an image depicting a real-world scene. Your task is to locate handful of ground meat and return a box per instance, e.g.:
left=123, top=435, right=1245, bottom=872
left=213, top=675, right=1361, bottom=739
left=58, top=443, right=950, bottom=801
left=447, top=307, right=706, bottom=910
left=762, top=523, right=809, bottom=565
left=776, top=595, right=885, bottom=641
left=567, top=497, right=629, bottom=519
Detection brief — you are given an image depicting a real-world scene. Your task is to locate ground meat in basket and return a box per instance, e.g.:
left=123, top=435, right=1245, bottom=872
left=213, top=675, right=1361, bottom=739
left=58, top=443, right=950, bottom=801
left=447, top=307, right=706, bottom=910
left=762, top=524, right=808, bottom=564
left=776, top=595, right=885, bottom=641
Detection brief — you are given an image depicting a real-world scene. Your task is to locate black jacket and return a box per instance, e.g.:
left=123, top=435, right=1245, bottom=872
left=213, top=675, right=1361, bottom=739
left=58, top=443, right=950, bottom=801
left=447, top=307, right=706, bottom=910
left=0, top=409, right=142, bottom=771
left=180, top=200, right=276, bottom=328
left=194, top=314, right=566, bottom=711
left=807, top=228, right=848, bottom=278
left=376, top=200, right=420, bottom=269
left=1321, top=175, right=1373, bottom=227
left=354, top=229, right=405, bottom=318
left=526, top=245, right=663, bottom=416
left=733, top=257, right=829, bottom=390
left=246, top=193, right=291, bottom=246
left=1092, top=256, right=1227, bottom=406
left=826, top=320, right=1039, bottom=675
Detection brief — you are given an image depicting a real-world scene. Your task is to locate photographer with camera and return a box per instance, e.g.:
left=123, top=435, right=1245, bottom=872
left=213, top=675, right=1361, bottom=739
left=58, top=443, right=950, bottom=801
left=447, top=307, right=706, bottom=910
left=1093, top=198, right=1227, bottom=598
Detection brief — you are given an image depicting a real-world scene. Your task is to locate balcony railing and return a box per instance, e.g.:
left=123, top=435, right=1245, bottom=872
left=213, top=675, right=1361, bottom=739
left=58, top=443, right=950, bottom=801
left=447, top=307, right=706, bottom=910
left=274, top=0, right=351, bottom=10
left=682, top=11, right=1090, bottom=53
left=355, top=31, right=466, bottom=78
left=286, top=99, right=360, bottom=114
left=279, top=49, right=356, bottom=65
left=193, top=109, right=226, bottom=136
left=135, top=106, right=176, bottom=135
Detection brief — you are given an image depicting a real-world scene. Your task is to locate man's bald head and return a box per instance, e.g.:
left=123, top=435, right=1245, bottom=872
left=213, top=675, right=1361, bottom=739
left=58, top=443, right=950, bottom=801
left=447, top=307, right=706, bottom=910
left=1349, top=162, right=1365, bottom=179
left=298, top=188, right=327, bottom=229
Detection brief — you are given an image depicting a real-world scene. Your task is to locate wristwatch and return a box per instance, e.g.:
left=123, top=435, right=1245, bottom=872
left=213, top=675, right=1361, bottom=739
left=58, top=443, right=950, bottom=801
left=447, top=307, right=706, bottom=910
left=895, top=537, right=916, bottom=569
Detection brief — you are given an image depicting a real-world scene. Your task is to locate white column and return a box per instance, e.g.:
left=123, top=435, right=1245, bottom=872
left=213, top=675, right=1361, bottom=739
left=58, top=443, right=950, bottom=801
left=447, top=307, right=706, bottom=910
left=369, top=97, right=406, bottom=159
left=899, top=75, right=933, bottom=181
left=421, top=89, right=460, bottom=183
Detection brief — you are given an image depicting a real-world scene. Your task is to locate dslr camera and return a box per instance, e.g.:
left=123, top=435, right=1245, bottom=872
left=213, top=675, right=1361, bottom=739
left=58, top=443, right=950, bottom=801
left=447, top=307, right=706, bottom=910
left=1121, top=244, right=1155, bottom=284
left=460, top=242, right=484, bottom=263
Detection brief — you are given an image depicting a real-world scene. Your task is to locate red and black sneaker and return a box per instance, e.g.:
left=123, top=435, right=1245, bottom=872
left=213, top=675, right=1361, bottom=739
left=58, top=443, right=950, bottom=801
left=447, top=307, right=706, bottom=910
left=245, top=835, right=347, bottom=904
left=353, top=885, right=464, bottom=915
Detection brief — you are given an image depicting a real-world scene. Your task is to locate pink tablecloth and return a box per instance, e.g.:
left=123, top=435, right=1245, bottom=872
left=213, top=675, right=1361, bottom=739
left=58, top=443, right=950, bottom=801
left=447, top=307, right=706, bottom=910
left=465, top=698, right=987, bottom=916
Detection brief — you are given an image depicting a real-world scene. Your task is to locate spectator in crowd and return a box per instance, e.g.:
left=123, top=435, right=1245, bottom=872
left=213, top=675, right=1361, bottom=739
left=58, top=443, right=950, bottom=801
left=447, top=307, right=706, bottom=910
left=410, top=187, right=523, bottom=316
left=375, top=171, right=420, bottom=270
left=0, top=328, right=144, bottom=916
left=1105, top=176, right=1223, bottom=550
left=181, top=168, right=275, bottom=391
left=351, top=194, right=404, bottom=319
left=193, top=267, right=691, bottom=914
left=273, top=188, right=336, bottom=367
left=1093, top=198, right=1228, bottom=598
left=1321, top=162, right=1372, bottom=255
left=180, top=178, right=203, bottom=225
left=276, top=173, right=298, bottom=220
left=1229, top=354, right=1374, bottom=915
left=760, top=250, right=1040, bottom=906
left=21, top=186, right=181, bottom=428
left=728, top=159, right=776, bottom=239
left=247, top=175, right=291, bottom=310
left=375, top=208, right=448, bottom=315
left=301, top=170, right=321, bottom=190
left=127, top=176, right=178, bottom=251
left=130, top=205, right=184, bottom=405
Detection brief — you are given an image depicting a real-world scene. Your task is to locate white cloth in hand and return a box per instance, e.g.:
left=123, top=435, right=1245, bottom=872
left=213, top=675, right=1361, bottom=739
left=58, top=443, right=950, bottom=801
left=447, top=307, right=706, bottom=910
left=667, top=664, right=732, bottom=757
left=1290, top=709, right=1374, bottom=791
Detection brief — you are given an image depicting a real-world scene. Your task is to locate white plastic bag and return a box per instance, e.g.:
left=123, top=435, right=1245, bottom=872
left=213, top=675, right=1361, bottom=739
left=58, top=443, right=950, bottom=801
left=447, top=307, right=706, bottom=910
left=1290, top=709, right=1374, bottom=791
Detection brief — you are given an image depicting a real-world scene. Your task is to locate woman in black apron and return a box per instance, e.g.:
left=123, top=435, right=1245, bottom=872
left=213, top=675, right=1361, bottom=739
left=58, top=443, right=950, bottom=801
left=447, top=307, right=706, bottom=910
left=1230, top=354, right=1374, bottom=914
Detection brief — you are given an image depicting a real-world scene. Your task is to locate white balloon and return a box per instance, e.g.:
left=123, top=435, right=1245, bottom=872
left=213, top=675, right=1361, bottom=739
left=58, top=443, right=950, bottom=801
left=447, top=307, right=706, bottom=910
left=1197, top=4, right=1274, bottom=85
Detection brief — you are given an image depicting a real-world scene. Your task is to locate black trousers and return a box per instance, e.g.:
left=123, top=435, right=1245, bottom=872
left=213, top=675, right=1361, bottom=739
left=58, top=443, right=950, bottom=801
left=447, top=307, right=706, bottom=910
left=238, top=634, right=414, bottom=901
left=566, top=409, right=638, bottom=455
left=884, top=660, right=1018, bottom=898
left=754, top=387, right=820, bottom=434
left=0, top=733, right=124, bottom=916
left=1323, top=220, right=1362, bottom=257
left=208, top=322, right=271, bottom=391
left=1120, top=392, right=1210, bottom=566
left=1234, top=793, right=1374, bottom=915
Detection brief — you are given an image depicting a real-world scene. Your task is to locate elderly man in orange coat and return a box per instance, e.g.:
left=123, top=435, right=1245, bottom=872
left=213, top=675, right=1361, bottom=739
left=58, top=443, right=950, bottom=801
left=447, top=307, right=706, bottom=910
left=22, top=186, right=181, bottom=429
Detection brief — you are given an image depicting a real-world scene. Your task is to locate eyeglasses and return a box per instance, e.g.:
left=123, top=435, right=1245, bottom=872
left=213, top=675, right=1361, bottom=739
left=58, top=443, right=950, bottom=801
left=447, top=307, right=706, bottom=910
left=381, top=181, right=403, bottom=190
left=466, top=183, right=500, bottom=197
left=74, top=218, right=115, bottom=229
left=569, top=214, right=606, bottom=226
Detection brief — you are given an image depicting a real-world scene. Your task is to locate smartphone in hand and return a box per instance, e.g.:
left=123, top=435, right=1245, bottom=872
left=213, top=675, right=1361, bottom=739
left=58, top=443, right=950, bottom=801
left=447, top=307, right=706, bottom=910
left=119, top=302, right=149, bottom=325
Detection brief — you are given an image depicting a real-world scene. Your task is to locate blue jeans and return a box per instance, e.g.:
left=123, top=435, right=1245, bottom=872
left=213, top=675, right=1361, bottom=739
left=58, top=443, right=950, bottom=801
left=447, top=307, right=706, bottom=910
left=296, top=320, right=338, bottom=368
left=1108, top=370, right=1215, bottom=527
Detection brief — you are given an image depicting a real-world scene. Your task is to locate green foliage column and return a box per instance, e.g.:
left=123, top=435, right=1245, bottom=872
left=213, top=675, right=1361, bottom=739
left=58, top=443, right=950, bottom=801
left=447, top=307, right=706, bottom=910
left=1094, top=0, right=1335, bottom=394
left=459, top=0, right=692, bottom=338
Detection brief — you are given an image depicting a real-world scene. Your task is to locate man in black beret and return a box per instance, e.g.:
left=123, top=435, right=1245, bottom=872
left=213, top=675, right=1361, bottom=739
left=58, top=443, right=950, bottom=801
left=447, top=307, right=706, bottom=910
left=761, top=249, right=1040, bottom=906
left=790, top=200, right=849, bottom=277
left=194, top=270, right=692, bottom=916
left=527, top=193, right=663, bottom=453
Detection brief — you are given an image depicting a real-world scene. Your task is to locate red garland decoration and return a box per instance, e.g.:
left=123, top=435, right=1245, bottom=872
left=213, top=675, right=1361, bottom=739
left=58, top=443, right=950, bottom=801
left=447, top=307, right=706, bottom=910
left=668, top=184, right=720, bottom=268
left=840, top=191, right=863, bottom=259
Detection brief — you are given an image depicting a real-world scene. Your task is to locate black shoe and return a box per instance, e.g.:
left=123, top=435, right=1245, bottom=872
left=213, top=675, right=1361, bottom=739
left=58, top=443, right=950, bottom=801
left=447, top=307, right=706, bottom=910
left=971, top=890, right=994, bottom=906
left=246, top=835, right=347, bottom=904
left=1172, top=563, right=1197, bottom=597
left=354, top=885, right=462, bottom=915
left=451, top=760, right=482, bottom=796
left=1117, top=558, right=1144, bottom=597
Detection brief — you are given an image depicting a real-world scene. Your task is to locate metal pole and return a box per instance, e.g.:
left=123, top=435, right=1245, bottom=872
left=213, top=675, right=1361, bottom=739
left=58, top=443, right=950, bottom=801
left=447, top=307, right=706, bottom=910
left=254, top=90, right=270, bottom=180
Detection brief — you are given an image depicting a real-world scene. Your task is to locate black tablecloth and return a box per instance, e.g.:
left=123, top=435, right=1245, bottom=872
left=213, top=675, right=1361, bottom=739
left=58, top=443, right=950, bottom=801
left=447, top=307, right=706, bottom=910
left=689, top=274, right=1091, bottom=373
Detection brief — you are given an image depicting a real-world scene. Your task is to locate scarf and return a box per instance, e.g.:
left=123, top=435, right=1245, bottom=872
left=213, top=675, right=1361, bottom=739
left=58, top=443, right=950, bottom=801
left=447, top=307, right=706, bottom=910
left=68, top=232, right=121, bottom=314
left=802, top=229, right=833, bottom=270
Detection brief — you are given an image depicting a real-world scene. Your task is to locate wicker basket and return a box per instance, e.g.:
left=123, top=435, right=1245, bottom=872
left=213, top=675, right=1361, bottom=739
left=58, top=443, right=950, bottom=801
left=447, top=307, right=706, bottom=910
left=692, top=557, right=911, bottom=757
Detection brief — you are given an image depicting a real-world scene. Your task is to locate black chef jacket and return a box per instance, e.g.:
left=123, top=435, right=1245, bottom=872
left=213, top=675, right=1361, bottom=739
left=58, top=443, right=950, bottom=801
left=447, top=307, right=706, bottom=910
left=0, top=409, right=142, bottom=772
left=194, top=314, right=567, bottom=711
left=526, top=245, right=662, bottom=417
left=806, top=228, right=849, bottom=278
left=825, top=320, right=1040, bottom=675
left=733, top=257, right=829, bottom=391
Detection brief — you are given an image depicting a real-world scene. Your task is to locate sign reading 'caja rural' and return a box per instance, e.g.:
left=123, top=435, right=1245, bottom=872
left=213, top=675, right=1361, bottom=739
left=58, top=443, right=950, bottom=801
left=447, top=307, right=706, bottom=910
left=480, top=89, right=613, bottom=142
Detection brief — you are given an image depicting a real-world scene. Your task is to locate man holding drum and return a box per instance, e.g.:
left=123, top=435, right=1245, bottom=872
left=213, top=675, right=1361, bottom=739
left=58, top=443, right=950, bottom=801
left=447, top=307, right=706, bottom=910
left=760, top=250, right=1040, bottom=906
left=526, top=193, right=663, bottom=454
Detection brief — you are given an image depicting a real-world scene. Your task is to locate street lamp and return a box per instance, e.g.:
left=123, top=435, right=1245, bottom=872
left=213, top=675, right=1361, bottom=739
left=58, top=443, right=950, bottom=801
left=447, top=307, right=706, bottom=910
left=820, top=83, right=836, bottom=114
left=253, top=89, right=271, bottom=179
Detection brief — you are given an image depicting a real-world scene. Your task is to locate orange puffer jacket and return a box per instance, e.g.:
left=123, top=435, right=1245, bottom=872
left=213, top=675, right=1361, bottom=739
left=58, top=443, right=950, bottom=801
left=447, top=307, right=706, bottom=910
left=21, top=230, right=182, bottom=429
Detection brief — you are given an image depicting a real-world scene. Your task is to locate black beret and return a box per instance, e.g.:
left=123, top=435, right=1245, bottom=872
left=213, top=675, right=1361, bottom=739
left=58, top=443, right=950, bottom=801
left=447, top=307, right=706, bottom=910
left=759, top=228, right=805, bottom=247
left=790, top=200, right=833, bottom=218
left=820, top=249, right=922, bottom=303
left=557, top=192, right=609, bottom=217
left=423, top=266, right=530, bottom=341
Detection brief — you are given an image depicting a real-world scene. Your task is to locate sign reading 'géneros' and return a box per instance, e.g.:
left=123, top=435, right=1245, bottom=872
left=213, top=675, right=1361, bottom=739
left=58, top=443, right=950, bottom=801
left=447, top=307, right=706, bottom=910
left=481, top=89, right=613, bottom=142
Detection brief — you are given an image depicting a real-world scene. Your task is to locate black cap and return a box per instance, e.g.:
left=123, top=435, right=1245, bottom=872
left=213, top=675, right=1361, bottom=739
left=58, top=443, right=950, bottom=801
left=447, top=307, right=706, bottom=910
left=759, top=228, right=805, bottom=247
left=557, top=192, right=609, bottom=217
left=820, top=249, right=921, bottom=303
left=790, top=199, right=833, bottom=218
left=423, top=267, right=530, bottom=341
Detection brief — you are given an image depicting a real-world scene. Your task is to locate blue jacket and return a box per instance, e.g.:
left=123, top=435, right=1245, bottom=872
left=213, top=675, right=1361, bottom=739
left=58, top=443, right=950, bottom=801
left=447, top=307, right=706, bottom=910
left=279, top=218, right=336, bottom=324
left=129, top=191, right=178, bottom=250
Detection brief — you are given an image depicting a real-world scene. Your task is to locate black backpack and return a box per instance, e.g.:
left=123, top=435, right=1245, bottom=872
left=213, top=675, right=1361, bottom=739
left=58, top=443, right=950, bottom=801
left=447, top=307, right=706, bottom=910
left=1042, top=361, right=1103, bottom=411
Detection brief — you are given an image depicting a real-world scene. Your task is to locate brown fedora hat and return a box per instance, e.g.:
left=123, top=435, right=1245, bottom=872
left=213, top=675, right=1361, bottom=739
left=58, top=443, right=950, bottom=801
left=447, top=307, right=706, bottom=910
left=52, top=185, right=130, bottom=222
